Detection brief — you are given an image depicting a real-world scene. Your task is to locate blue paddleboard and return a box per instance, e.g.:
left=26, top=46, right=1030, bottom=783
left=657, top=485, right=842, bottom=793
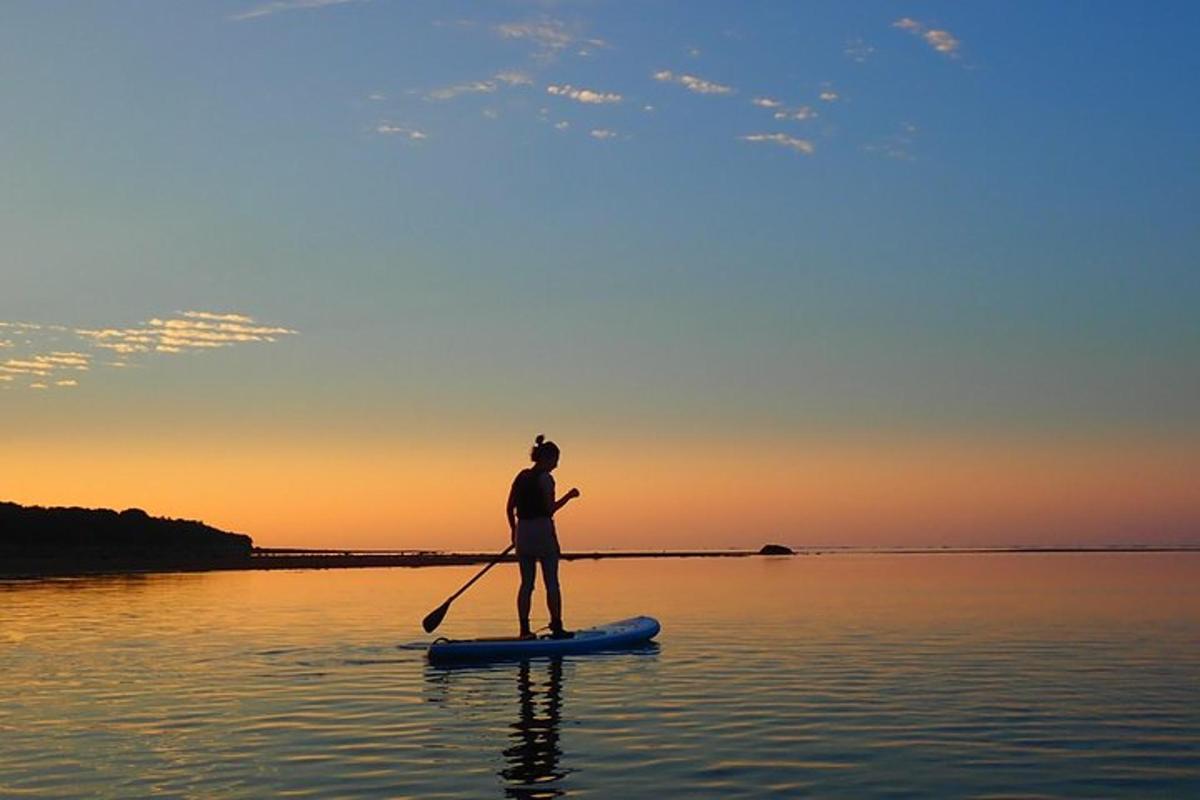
left=427, top=615, right=660, bottom=663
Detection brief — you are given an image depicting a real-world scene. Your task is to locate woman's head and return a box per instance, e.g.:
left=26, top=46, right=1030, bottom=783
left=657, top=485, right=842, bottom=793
left=530, top=434, right=560, bottom=469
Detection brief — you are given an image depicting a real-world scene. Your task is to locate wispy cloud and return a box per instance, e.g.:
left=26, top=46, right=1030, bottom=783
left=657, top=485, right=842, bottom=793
left=546, top=84, right=622, bottom=104
left=375, top=124, right=428, bottom=141
left=426, top=80, right=497, bottom=101
left=495, top=19, right=607, bottom=61
left=819, top=90, right=839, bottom=102
left=864, top=122, right=919, bottom=160
left=497, top=19, right=572, bottom=49
left=494, top=71, right=533, bottom=87
left=1, top=353, right=91, bottom=378
left=924, top=29, right=961, bottom=55
left=757, top=93, right=819, bottom=121
left=893, top=18, right=961, bottom=57
left=0, top=321, right=53, bottom=332
left=739, top=133, right=815, bottom=155
left=1, top=312, right=297, bottom=391
left=425, top=71, right=534, bottom=102
left=653, top=70, right=734, bottom=95
left=78, top=314, right=297, bottom=355
left=773, top=106, right=818, bottom=122
left=181, top=311, right=255, bottom=324
left=590, top=128, right=618, bottom=140
left=844, top=38, right=876, bottom=63
left=36, top=352, right=90, bottom=368
left=230, top=0, right=360, bottom=22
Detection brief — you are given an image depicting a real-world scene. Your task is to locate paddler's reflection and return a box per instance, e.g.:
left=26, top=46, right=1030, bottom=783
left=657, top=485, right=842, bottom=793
left=501, top=657, right=568, bottom=798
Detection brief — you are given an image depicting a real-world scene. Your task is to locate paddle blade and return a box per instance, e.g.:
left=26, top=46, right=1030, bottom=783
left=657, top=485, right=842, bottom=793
left=422, top=600, right=451, bottom=633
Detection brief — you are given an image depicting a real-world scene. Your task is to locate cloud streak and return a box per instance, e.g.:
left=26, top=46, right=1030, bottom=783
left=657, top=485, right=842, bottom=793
left=773, top=106, right=817, bottom=122
left=78, top=315, right=297, bottom=354
left=865, top=122, right=919, bottom=161
left=844, top=37, right=876, bottom=63
left=494, top=71, right=533, bottom=87
left=1, top=354, right=90, bottom=378
left=546, top=84, right=622, bottom=104
left=230, top=0, right=360, bottom=22
left=426, top=81, right=497, bottom=101
left=376, top=124, right=428, bottom=140
left=425, top=72, right=533, bottom=101
left=495, top=19, right=607, bottom=60
left=893, top=18, right=962, bottom=57
left=739, top=133, right=815, bottom=155
left=653, top=70, right=735, bottom=95
left=1, top=311, right=297, bottom=390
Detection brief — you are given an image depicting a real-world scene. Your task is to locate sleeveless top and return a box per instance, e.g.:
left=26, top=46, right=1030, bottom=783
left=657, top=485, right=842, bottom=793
left=512, top=468, right=553, bottom=520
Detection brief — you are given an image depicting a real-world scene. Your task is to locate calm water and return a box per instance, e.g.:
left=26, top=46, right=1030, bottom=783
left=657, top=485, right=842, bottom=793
left=2, top=554, right=1198, bottom=798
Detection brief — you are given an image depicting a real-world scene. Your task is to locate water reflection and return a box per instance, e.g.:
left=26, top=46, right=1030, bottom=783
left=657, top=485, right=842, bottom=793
left=424, top=656, right=573, bottom=798
left=0, top=573, right=159, bottom=592
left=501, top=658, right=569, bottom=798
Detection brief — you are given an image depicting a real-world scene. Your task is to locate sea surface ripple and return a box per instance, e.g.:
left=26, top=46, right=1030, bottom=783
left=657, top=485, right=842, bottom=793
left=1, top=554, right=1198, bottom=797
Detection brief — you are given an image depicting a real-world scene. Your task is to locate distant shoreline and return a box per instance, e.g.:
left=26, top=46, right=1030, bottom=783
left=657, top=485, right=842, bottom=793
left=6, top=501, right=1195, bottom=579
left=2, top=545, right=1198, bottom=579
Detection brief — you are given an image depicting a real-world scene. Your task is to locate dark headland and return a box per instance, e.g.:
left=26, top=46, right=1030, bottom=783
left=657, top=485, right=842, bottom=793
left=1, top=501, right=253, bottom=576
left=2, top=501, right=1195, bottom=578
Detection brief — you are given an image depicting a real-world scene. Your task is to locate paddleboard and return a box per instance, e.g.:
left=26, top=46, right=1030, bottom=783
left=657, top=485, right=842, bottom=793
left=427, top=615, right=660, bottom=663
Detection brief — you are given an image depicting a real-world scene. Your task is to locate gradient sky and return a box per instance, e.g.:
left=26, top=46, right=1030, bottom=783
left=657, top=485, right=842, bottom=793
left=3, top=1, right=1198, bottom=549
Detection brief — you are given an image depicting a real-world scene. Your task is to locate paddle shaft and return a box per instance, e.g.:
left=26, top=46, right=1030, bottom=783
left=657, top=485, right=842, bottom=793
left=445, top=543, right=514, bottom=605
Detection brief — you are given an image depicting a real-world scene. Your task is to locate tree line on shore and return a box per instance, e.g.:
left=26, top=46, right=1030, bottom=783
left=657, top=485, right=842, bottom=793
left=0, top=501, right=252, bottom=562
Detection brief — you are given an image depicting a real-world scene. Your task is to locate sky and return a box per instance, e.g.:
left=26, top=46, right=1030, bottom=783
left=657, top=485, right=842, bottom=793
left=2, top=1, right=1198, bottom=550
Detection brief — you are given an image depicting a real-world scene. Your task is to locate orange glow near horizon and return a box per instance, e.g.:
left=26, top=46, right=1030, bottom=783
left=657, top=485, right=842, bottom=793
left=4, top=432, right=1198, bottom=551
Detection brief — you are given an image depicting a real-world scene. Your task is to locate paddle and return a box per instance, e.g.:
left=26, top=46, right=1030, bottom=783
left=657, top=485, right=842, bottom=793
left=422, top=543, right=515, bottom=633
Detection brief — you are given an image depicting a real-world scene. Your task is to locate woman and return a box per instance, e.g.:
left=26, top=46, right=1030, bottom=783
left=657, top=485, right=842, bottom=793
left=506, top=435, right=580, bottom=639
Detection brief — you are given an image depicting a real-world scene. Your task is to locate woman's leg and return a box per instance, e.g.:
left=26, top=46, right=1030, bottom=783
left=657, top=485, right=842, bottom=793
left=517, top=556, right=537, bottom=636
left=540, top=555, right=564, bottom=631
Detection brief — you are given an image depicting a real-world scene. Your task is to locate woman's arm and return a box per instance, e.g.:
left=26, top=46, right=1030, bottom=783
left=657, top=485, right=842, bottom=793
left=542, top=473, right=580, bottom=514
left=553, top=488, right=580, bottom=512
left=506, top=481, right=518, bottom=543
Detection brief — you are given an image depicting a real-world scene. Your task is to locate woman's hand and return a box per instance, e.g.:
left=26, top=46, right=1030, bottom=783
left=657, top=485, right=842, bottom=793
left=552, top=487, right=581, bottom=514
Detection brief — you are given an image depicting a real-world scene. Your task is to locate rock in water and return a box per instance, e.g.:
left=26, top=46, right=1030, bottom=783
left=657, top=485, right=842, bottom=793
left=758, top=544, right=794, bottom=555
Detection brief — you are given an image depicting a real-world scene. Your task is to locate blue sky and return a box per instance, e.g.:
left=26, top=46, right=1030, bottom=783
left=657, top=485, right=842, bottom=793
left=3, top=0, right=1199, bottom=440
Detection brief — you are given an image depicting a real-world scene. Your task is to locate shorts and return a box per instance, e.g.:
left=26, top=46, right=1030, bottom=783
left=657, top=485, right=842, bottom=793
left=515, top=517, right=559, bottom=559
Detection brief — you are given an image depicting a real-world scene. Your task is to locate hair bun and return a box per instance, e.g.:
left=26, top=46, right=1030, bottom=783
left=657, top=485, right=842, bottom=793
left=529, top=434, right=559, bottom=463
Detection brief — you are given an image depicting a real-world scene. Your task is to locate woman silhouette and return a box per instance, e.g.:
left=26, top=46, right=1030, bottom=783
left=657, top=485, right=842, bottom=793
left=506, top=435, right=580, bottom=640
